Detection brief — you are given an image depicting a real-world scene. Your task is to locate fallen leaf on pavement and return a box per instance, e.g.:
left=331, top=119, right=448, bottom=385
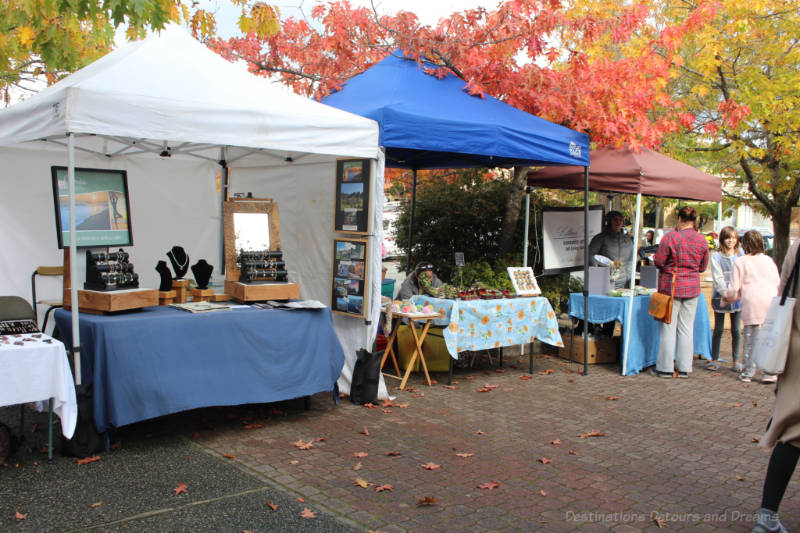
left=363, top=403, right=376, bottom=409
left=654, top=517, right=667, bottom=528
left=736, top=475, right=745, bottom=481
left=354, top=451, right=369, bottom=458
left=386, top=451, right=401, bottom=456
left=732, top=402, right=743, bottom=407
left=520, top=375, right=532, bottom=381
left=297, top=497, right=304, bottom=503
left=361, top=427, right=370, bottom=436
left=455, top=452, right=474, bottom=458
left=174, top=482, right=188, bottom=495
left=223, top=454, right=235, bottom=459
left=478, top=387, right=494, bottom=392
left=549, top=439, right=561, bottom=445
left=475, top=430, right=485, bottom=435
left=421, top=462, right=441, bottom=470
left=443, top=385, right=457, bottom=389
left=289, top=460, right=299, bottom=465
left=539, top=490, right=547, bottom=496
left=243, top=423, right=263, bottom=429
left=381, top=409, right=392, bottom=413
left=753, top=437, right=761, bottom=443
left=482, top=383, right=499, bottom=390
left=477, top=481, right=500, bottom=490
left=495, top=369, right=505, bottom=373
left=292, top=440, right=313, bottom=450
left=315, top=437, right=326, bottom=442
left=75, top=456, right=100, bottom=465
left=381, top=400, right=395, bottom=408
left=266, top=501, right=278, bottom=511
left=605, top=395, right=620, bottom=401
left=354, top=477, right=370, bottom=488
left=569, top=450, right=579, bottom=455
left=353, top=462, right=362, bottom=471
left=90, top=502, right=102, bottom=508
left=416, top=496, right=438, bottom=506
left=538, top=369, right=555, bottom=375
left=538, top=458, right=552, bottom=464
left=395, top=403, right=409, bottom=408
left=300, top=508, right=317, bottom=519
left=375, top=484, right=393, bottom=492
left=15, top=511, right=26, bottom=520
left=568, top=378, right=575, bottom=383
left=579, top=430, right=605, bottom=438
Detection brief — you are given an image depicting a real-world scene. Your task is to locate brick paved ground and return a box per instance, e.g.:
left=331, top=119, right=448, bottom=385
left=191, top=334, right=798, bottom=532
left=3, top=334, right=797, bottom=532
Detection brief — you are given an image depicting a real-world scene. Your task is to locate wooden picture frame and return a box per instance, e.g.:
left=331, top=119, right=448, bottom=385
left=222, top=198, right=282, bottom=282
left=334, top=158, right=371, bottom=234
left=331, top=238, right=368, bottom=318
left=51, top=166, right=133, bottom=249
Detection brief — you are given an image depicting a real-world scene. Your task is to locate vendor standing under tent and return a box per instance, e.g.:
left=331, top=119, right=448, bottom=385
left=588, top=210, right=634, bottom=287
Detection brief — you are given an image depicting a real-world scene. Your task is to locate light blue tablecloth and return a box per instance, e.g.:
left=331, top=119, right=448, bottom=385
left=54, top=305, right=344, bottom=432
left=568, top=293, right=712, bottom=375
left=410, top=296, right=564, bottom=357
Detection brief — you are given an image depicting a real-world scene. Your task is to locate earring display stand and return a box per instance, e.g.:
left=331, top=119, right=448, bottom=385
left=171, top=279, right=189, bottom=304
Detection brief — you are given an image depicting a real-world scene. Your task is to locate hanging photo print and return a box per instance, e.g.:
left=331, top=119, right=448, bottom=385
left=334, top=159, right=371, bottom=234
left=331, top=238, right=368, bottom=317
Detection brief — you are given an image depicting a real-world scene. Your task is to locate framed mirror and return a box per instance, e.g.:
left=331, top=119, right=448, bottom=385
left=223, top=198, right=282, bottom=282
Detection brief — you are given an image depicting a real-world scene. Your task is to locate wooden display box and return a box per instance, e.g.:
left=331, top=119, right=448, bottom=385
left=558, top=336, right=619, bottom=364
left=225, top=281, right=300, bottom=303
left=64, top=288, right=159, bottom=314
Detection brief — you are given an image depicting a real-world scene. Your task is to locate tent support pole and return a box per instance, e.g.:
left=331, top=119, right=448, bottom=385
left=218, top=147, right=229, bottom=275
left=583, top=166, right=589, bottom=376
left=717, top=201, right=722, bottom=233
left=406, top=169, right=417, bottom=274
left=67, top=133, right=81, bottom=385
left=623, top=193, right=642, bottom=376
left=523, top=187, right=531, bottom=267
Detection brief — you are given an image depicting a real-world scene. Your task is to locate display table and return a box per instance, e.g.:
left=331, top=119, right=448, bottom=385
left=54, top=305, right=344, bottom=433
left=0, top=333, right=77, bottom=459
left=568, top=293, right=712, bottom=376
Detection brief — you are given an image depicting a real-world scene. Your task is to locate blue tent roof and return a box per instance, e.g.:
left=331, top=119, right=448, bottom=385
left=323, top=52, right=590, bottom=169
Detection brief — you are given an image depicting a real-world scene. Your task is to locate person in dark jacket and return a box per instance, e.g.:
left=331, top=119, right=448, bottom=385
left=397, top=261, right=443, bottom=300
left=588, top=210, right=634, bottom=288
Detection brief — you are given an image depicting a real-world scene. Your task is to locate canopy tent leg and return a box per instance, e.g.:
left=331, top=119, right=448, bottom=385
left=405, top=169, right=418, bottom=274
left=523, top=187, right=531, bottom=267
left=623, top=192, right=642, bottom=376
left=218, top=146, right=229, bottom=275
left=67, top=133, right=82, bottom=385
left=717, top=201, right=723, bottom=233
left=583, top=166, right=589, bottom=376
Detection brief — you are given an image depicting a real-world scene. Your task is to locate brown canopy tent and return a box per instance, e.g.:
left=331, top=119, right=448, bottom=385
left=526, top=144, right=722, bottom=375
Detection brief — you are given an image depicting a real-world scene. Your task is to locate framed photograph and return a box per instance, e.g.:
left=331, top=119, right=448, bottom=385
left=334, top=158, right=370, bottom=234
left=507, top=266, right=542, bottom=296
left=51, top=166, right=133, bottom=249
left=331, top=238, right=368, bottom=318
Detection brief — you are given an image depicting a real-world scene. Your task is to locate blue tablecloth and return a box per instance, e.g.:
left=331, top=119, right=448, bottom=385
left=568, top=293, right=711, bottom=376
left=54, top=305, right=344, bottom=432
left=410, top=296, right=564, bottom=357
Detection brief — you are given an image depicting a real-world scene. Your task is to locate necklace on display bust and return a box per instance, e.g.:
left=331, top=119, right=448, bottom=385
left=167, top=247, right=189, bottom=277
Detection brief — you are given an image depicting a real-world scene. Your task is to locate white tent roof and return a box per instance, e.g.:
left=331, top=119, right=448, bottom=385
left=0, top=24, right=379, bottom=160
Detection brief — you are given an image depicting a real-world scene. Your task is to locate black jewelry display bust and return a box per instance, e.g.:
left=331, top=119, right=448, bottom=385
left=156, top=261, right=173, bottom=291
left=191, top=260, right=213, bottom=290
left=166, top=246, right=189, bottom=279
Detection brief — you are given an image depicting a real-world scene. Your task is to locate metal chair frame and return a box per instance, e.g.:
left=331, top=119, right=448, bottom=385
left=31, top=266, right=63, bottom=333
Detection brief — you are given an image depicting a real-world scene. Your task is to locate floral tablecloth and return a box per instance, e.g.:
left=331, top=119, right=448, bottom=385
left=410, top=295, right=564, bottom=358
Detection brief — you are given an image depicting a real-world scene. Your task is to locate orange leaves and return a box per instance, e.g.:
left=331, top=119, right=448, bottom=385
left=539, top=489, right=547, bottom=497
left=75, top=455, right=100, bottom=465
left=354, top=451, right=369, bottom=458
left=579, top=430, right=605, bottom=439
left=477, top=481, right=500, bottom=490
left=361, top=427, right=370, bottom=436
left=549, top=439, right=561, bottom=445
left=477, top=383, right=499, bottom=392
left=174, top=482, right=188, bottom=496
left=455, top=452, right=474, bottom=458
left=265, top=501, right=278, bottom=511
left=293, top=440, right=314, bottom=450
left=421, top=462, right=441, bottom=470
left=15, top=511, right=26, bottom=520
left=354, top=477, right=370, bottom=488
left=538, top=457, right=552, bottom=464
left=416, top=496, right=438, bottom=506
left=537, top=369, right=555, bottom=375
left=375, top=484, right=393, bottom=492
left=520, top=375, right=532, bottom=381
left=243, top=422, right=263, bottom=429
left=605, top=395, right=620, bottom=401
left=90, top=502, right=102, bottom=508
left=300, top=508, right=317, bottom=519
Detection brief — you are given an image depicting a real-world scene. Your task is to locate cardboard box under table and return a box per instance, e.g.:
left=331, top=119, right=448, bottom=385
left=558, top=335, right=619, bottom=364
left=396, top=325, right=450, bottom=372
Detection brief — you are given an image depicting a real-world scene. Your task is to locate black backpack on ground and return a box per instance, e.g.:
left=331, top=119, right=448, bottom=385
left=350, top=348, right=382, bottom=405
left=61, top=384, right=105, bottom=458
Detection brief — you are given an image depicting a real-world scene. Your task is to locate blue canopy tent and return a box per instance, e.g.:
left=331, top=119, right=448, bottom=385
left=323, top=51, right=596, bottom=374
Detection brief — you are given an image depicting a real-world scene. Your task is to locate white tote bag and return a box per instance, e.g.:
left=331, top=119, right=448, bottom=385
left=753, top=296, right=795, bottom=374
left=753, top=246, right=800, bottom=375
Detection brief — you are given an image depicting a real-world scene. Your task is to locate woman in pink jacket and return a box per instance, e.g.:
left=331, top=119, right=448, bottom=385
left=722, top=230, right=780, bottom=383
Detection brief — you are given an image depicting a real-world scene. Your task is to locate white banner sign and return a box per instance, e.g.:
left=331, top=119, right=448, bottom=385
left=542, top=206, right=604, bottom=273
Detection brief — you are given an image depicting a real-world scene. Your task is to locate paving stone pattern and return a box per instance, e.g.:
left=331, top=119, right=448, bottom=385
left=2, top=335, right=797, bottom=532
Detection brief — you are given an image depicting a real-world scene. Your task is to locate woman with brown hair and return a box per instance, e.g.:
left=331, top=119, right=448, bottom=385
left=650, top=206, right=709, bottom=378
left=707, top=226, right=743, bottom=371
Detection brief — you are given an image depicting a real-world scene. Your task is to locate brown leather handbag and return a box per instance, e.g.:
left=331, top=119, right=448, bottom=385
left=648, top=271, right=676, bottom=324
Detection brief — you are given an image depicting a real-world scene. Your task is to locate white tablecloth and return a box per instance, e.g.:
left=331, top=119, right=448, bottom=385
left=0, top=333, right=77, bottom=438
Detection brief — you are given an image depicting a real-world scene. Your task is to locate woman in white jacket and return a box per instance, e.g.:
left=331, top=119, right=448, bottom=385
left=707, top=226, right=743, bottom=371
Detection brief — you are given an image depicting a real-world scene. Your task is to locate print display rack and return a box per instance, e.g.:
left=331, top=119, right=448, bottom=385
left=223, top=198, right=300, bottom=302
left=62, top=249, right=158, bottom=314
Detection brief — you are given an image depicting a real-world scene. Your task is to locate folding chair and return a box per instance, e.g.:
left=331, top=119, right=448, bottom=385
left=31, top=266, right=63, bottom=333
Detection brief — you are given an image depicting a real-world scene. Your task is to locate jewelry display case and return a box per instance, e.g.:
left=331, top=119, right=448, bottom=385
left=222, top=198, right=300, bottom=302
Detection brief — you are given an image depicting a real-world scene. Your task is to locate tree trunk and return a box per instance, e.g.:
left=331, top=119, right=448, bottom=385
left=498, top=166, right=530, bottom=259
left=772, top=207, right=790, bottom=271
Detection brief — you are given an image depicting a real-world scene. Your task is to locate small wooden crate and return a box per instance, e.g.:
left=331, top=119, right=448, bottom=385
left=225, top=281, right=300, bottom=303
left=558, top=336, right=619, bottom=364
left=64, top=288, right=159, bottom=314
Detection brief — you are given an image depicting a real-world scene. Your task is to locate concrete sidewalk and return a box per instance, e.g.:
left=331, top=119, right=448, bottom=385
left=2, top=341, right=796, bottom=532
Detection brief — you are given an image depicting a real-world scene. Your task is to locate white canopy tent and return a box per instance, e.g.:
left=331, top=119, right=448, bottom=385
left=0, top=25, right=389, bottom=398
